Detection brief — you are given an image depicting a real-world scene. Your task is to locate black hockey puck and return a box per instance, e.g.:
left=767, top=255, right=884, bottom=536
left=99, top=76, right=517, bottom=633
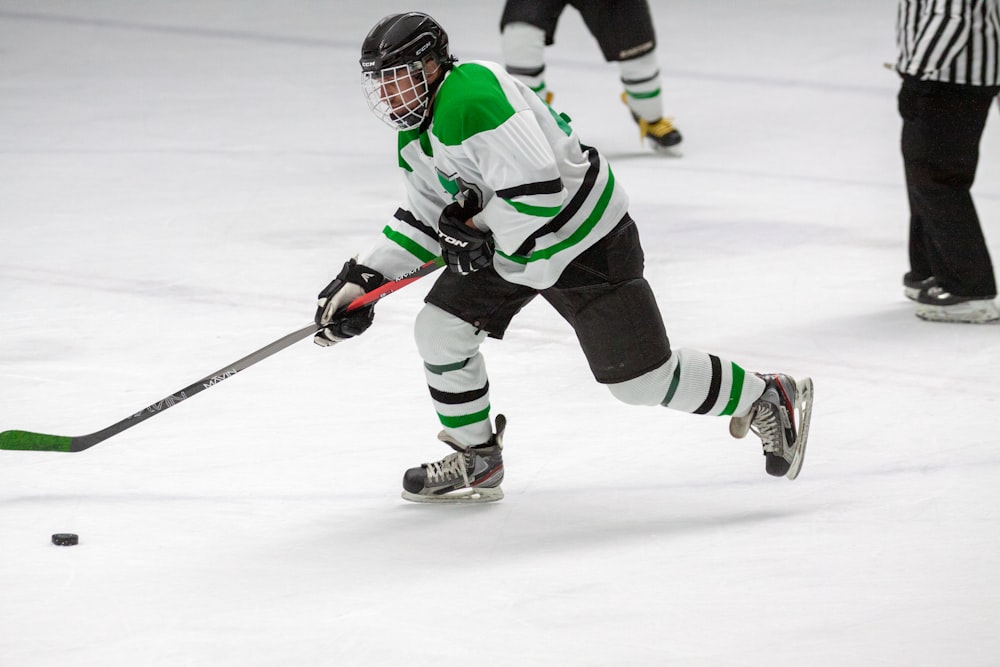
left=51, top=533, right=79, bottom=546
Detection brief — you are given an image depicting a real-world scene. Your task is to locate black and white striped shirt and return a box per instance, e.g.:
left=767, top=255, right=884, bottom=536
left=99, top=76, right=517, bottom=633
left=897, top=0, right=1000, bottom=86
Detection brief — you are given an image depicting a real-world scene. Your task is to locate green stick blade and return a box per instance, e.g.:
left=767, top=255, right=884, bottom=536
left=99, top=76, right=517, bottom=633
left=0, top=430, right=73, bottom=452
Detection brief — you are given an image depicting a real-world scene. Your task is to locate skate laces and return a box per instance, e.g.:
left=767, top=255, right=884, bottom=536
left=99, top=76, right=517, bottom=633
left=639, top=118, right=677, bottom=139
left=424, top=449, right=473, bottom=487
left=750, top=405, right=783, bottom=454
left=751, top=377, right=797, bottom=456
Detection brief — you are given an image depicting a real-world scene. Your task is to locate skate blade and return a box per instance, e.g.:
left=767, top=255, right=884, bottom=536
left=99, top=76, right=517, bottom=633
left=785, top=377, right=813, bottom=480
left=649, top=143, right=683, bottom=158
left=401, top=486, right=504, bottom=504
left=915, top=301, right=999, bottom=323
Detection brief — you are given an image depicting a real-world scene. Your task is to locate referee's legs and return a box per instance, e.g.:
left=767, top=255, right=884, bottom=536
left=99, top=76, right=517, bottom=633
left=899, top=79, right=997, bottom=298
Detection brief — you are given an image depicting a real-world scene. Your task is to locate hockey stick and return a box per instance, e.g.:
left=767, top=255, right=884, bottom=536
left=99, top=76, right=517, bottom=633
left=0, top=257, right=445, bottom=453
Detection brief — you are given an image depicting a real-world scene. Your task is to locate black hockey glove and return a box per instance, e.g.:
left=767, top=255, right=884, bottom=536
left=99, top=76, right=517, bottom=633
left=313, top=258, right=386, bottom=347
left=437, top=201, right=493, bottom=275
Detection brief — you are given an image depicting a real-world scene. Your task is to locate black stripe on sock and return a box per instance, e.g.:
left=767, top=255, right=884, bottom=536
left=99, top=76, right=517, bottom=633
left=506, top=64, right=545, bottom=77
left=429, top=381, right=489, bottom=405
left=693, top=355, right=723, bottom=415
left=621, top=70, right=660, bottom=86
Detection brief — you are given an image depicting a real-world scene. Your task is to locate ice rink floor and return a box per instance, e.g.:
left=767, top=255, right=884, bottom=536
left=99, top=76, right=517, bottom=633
left=1, top=2, right=998, bottom=665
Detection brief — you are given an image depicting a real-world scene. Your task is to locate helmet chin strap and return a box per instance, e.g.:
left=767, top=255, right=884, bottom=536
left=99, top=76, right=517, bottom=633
left=418, top=59, right=453, bottom=132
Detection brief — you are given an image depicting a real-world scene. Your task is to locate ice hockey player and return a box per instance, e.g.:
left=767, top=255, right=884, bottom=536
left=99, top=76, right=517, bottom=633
left=500, top=0, right=682, bottom=153
left=313, top=12, right=813, bottom=503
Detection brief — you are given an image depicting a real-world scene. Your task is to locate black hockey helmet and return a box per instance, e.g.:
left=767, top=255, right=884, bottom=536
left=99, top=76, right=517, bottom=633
left=359, top=12, right=454, bottom=74
left=360, top=12, right=455, bottom=130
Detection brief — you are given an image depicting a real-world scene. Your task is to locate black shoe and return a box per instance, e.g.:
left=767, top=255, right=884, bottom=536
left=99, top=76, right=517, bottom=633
left=903, top=272, right=936, bottom=302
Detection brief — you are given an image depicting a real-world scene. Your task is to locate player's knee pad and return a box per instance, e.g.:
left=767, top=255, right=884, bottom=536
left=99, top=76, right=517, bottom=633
left=619, top=52, right=663, bottom=120
left=414, top=303, right=488, bottom=364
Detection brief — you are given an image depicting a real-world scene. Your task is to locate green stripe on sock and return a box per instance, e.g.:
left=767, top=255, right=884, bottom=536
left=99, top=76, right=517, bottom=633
left=625, top=88, right=661, bottom=100
left=424, top=358, right=469, bottom=374
left=720, top=363, right=746, bottom=416
left=660, top=363, right=681, bottom=407
left=438, top=406, right=491, bottom=428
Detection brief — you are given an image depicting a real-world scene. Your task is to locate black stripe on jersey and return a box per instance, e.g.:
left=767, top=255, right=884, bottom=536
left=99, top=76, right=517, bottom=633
left=429, top=381, right=489, bottom=405
left=990, top=7, right=1000, bottom=82
left=496, top=178, right=563, bottom=200
left=937, top=10, right=968, bottom=75
left=394, top=207, right=437, bottom=241
left=693, top=355, right=723, bottom=415
left=514, top=145, right=600, bottom=256
left=900, top=0, right=1000, bottom=85
left=506, top=64, right=545, bottom=77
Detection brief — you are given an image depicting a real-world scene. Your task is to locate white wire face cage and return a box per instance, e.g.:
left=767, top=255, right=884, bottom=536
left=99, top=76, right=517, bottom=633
left=362, top=62, right=430, bottom=131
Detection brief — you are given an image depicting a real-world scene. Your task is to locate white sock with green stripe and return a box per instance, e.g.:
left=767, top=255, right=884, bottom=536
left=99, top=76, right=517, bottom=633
left=415, top=304, right=493, bottom=445
left=423, top=353, right=492, bottom=445
left=608, top=349, right=764, bottom=417
left=619, top=52, right=663, bottom=122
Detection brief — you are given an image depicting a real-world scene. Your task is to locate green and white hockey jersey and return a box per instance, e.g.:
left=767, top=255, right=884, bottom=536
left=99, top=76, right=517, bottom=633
left=358, top=60, right=629, bottom=290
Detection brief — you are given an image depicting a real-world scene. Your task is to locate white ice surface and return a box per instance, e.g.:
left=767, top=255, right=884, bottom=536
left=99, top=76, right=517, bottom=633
left=1, top=2, right=998, bottom=666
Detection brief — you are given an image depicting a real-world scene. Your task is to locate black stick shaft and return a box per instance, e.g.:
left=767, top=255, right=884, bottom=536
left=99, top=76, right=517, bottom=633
left=68, top=323, right=318, bottom=451
left=0, top=258, right=443, bottom=452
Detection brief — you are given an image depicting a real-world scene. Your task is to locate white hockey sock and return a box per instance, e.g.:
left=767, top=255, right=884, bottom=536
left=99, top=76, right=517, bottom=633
left=619, top=51, right=663, bottom=121
left=415, top=304, right=493, bottom=445
left=661, top=349, right=764, bottom=416
left=502, top=22, right=549, bottom=100
left=608, top=349, right=763, bottom=416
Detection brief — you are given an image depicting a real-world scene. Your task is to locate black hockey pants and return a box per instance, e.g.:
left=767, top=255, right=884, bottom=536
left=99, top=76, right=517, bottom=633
left=424, top=215, right=671, bottom=384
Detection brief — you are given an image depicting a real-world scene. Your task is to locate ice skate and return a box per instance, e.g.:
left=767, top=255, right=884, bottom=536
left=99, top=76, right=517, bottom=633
left=621, top=93, right=682, bottom=154
left=402, top=414, right=506, bottom=503
left=730, top=374, right=813, bottom=480
left=913, top=284, right=999, bottom=323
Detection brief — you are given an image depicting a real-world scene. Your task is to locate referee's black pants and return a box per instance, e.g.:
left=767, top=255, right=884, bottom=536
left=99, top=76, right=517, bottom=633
left=898, top=75, right=998, bottom=298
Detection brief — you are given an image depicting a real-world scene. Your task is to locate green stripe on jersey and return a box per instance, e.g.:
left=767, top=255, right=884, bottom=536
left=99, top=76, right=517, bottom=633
left=381, top=225, right=437, bottom=262
left=505, top=200, right=563, bottom=217
left=497, top=169, right=616, bottom=264
left=432, top=64, right=516, bottom=146
left=398, top=128, right=433, bottom=171
left=547, top=107, right=573, bottom=137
